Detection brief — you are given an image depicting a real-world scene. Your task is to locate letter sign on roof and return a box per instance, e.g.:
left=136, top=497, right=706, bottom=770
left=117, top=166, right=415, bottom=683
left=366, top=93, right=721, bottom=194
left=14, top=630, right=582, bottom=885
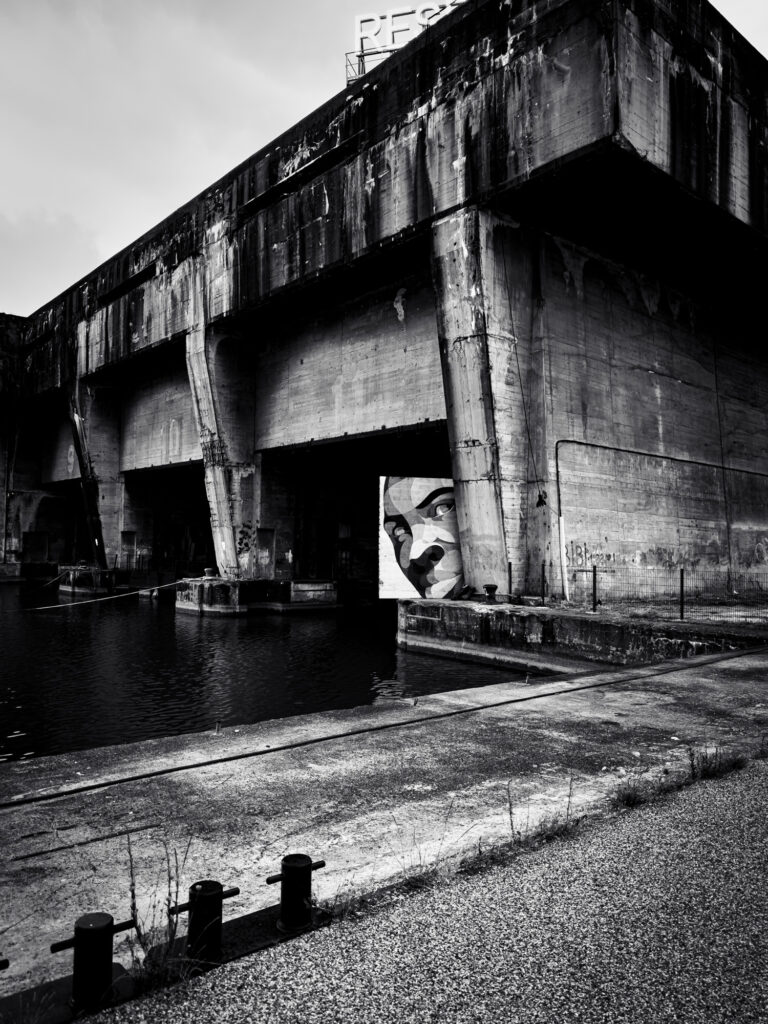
left=354, top=1, right=467, bottom=58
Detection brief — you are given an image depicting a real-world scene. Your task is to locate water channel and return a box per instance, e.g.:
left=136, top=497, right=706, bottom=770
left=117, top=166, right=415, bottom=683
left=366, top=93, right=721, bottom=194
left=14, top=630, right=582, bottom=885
left=0, top=585, right=526, bottom=762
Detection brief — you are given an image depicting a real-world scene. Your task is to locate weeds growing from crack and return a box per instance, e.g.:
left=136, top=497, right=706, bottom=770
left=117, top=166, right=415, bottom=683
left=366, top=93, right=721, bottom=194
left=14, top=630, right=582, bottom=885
left=382, top=798, right=478, bottom=894
left=613, top=743, right=752, bottom=810
left=613, top=775, right=654, bottom=808
left=686, top=744, right=748, bottom=781
left=461, top=773, right=582, bottom=879
left=124, top=835, right=193, bottom=992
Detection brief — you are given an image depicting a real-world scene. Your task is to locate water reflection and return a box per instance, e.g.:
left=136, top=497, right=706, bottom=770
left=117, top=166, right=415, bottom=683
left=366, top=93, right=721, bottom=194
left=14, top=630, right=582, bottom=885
left=0, top=585, right=524, bottom=761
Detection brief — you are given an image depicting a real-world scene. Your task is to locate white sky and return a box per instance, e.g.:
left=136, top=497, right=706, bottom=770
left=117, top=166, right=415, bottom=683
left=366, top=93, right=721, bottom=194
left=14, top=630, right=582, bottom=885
left=0, top=0, right=766, bottom=316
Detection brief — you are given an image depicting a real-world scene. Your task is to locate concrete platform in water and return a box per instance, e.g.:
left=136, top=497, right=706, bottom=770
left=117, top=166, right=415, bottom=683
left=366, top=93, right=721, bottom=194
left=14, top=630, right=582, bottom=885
left=175, top=575, right=340, bottom=616
left=58, top=564, right=133, bottom=599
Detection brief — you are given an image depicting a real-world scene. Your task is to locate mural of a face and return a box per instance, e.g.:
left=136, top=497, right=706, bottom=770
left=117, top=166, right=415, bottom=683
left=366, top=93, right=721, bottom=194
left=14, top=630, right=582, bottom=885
left=383, top=476, right=464, bottom=599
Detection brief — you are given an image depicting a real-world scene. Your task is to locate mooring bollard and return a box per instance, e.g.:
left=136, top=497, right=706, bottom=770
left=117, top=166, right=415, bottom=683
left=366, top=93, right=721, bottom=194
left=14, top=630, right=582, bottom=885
left=51, top=911, right=135, bottom=1011
left=483, top=583, right=498, bottom=604
left=266, top=854, right=326, bottom=932
left=171, top=879, right=240, bottom=968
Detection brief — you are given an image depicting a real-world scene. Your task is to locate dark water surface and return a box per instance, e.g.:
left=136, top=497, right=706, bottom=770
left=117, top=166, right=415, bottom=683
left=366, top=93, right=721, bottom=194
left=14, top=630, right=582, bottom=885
left=0, top=585, right=525, bottom=762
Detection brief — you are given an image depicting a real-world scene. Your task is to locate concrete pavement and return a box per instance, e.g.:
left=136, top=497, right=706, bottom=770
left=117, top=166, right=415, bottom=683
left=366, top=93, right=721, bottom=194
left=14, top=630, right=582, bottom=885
left=90, top=760, right=768, bottom=1024
left=2, top=646, right=768, bottom=1015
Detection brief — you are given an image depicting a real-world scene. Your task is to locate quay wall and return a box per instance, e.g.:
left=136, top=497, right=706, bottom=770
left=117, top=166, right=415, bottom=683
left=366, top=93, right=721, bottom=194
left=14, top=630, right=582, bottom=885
left=398, top=599, right=768, bottom=666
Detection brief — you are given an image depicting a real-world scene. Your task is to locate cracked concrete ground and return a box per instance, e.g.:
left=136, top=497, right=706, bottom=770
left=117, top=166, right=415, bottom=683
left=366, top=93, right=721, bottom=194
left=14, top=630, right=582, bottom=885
left=1, top=647, right=768, bottom=1004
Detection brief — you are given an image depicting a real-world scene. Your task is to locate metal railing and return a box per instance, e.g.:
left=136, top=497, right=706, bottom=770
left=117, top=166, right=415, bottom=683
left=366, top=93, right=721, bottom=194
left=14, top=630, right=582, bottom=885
left=345, top=49, right=392, bottom=84
left=559, top=566, right=768, bottom=623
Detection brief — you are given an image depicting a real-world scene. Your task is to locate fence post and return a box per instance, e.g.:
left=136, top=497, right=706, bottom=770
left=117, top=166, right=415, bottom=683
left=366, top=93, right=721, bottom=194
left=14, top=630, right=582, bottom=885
left=540, top=561, right=546, bottom=603
left=592, top=565, right=597, bottom=613
left=680, top=567, right=685, bottom=621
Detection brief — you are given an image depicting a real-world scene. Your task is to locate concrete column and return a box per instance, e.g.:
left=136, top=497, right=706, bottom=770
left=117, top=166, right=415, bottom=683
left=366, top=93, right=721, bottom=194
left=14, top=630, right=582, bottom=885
left=185, top=267, right=259, bottom=578
left=431, top=208, right=510, bottom=593
left=1, top=314, right=24, bottom=566
left=73, top=387, right=122, bottom=569
left=185, top=323, right=241, bottom=577
left=524, top=244, right=563, bottom=598
left=0, top=424, right=9, bottom=563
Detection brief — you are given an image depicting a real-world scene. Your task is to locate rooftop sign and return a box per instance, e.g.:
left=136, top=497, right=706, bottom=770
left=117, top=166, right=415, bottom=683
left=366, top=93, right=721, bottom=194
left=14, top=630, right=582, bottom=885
left=348, top=2, right=468, bottom=81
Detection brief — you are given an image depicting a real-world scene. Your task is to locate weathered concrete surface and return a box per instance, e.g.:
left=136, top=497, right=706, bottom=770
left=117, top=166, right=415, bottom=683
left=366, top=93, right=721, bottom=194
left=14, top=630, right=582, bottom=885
left=89, top=762, right=768, bottom=1024
left=22, top=0, right=768, bottom=386
left=399, top=598, right=768, bottom=664
left=2, top=648, right=768, bottom=999
left=23, top=0, right=618, bottom=385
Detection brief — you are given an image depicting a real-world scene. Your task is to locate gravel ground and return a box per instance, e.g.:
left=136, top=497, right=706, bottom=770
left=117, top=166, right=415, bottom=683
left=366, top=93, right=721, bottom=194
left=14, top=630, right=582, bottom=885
left=92, top=760, right=768, bottom=1024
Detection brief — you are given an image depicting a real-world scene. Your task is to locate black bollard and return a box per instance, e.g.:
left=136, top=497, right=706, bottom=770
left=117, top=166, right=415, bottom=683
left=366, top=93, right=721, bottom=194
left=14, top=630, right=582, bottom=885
left=186, top=879, right=225, bottom=967
left=52, top=912, right=135, bottom=1010
left=267, top=854, right=326, bottom=932
left=483, top=583, right=498, bottom=604
left=72, top=912, right=114, bottom=1011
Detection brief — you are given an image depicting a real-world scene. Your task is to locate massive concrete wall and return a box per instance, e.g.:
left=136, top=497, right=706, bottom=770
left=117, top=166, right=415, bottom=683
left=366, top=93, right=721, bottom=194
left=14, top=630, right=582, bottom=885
left=22, top=0, right=768, bottom=399
left=41, top=418, right=81, bottom=484
left=480, top=221, right=768, bottom=591
left=24, top=0, right=620, bottom=389
left=120, top=367, right=201, bottom=472
left=617, top=0, right=768, bottom=230
left=250, top=282, right=444, bottom=449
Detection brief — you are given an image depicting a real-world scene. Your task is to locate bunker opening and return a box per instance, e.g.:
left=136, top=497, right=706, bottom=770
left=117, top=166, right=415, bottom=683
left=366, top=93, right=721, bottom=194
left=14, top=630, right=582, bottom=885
left=121, top=463, right=215, bottom=579
left=258, top=422, right=452, bottom=605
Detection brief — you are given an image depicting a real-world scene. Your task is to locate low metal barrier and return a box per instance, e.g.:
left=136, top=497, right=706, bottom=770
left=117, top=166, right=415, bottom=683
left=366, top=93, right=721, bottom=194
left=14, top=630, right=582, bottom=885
left=44, top=855, right=324, bottom=1009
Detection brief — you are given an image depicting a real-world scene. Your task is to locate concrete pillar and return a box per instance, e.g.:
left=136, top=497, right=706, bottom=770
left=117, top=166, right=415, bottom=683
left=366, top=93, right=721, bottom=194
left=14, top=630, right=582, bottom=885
left=0, top=425, right=9, bottom=563
left=73, top=387, right=122, bottom=569
left=0, top=314, right=24, bottom=566
left=185, top=269, right=259, bottom=578
left=431, top=208, right=510, bottom=593
left=186, top=323, right=241, bottom=577
left=524, top=242, right=563, bottom=598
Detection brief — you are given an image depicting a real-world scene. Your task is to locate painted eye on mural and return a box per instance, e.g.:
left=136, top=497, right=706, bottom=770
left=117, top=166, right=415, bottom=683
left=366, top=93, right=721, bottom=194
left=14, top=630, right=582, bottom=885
left=433, top=502, right=454, bottom=517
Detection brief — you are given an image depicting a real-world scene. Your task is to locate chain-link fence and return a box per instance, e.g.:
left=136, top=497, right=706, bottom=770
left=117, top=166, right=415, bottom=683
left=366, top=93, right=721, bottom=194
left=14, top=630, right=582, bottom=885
left=526, top=565, right=768, bottom=624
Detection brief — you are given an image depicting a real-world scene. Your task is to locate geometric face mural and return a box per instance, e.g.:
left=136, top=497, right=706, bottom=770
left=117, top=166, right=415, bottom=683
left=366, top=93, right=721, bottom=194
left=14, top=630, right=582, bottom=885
left=379, top=476, right=465, bottom=599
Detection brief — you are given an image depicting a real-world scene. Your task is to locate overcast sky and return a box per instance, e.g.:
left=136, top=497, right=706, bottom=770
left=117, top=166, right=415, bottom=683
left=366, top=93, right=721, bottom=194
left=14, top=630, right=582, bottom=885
left=0, top=0, right=766, bottom=316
